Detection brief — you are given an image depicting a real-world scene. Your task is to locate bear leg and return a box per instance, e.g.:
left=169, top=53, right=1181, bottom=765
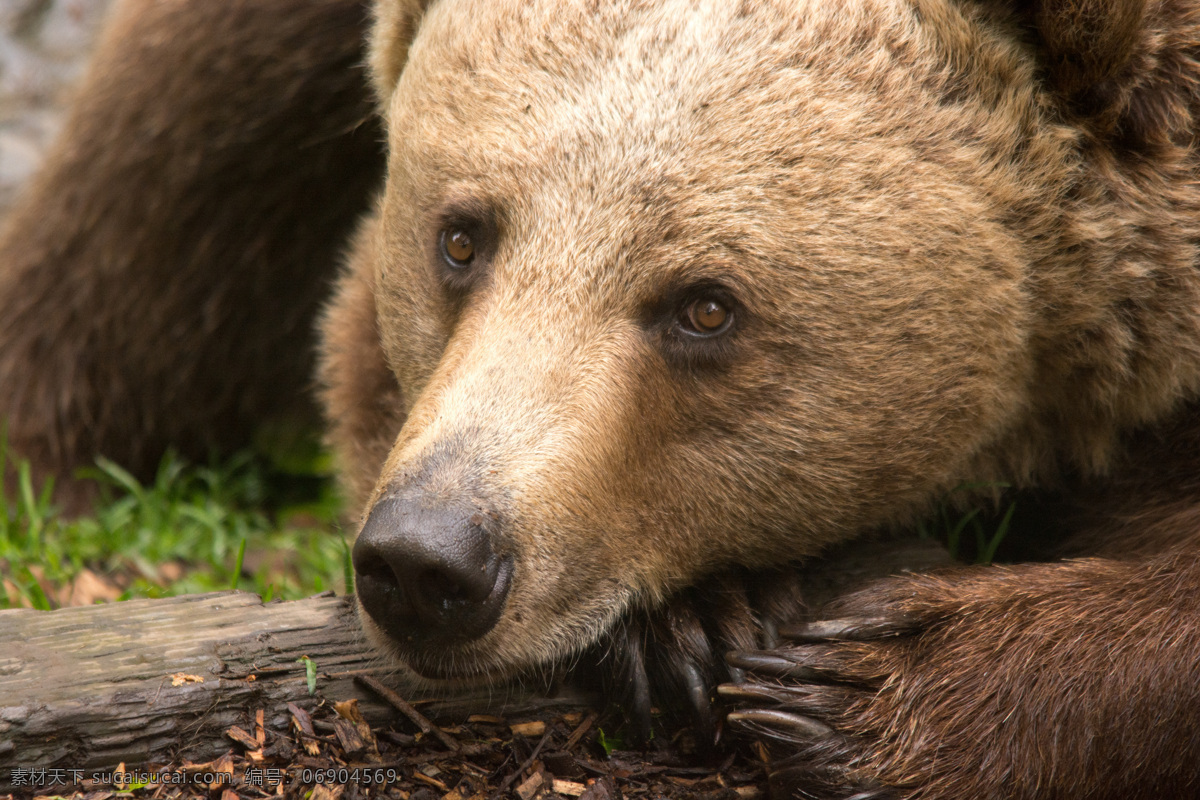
left=724, top=547, right=1200, bottom=800
left=0, top=0, right=382, bottom=509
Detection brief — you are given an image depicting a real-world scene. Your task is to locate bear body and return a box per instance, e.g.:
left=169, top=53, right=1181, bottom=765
left=2, top=0, right=1200, bottom=797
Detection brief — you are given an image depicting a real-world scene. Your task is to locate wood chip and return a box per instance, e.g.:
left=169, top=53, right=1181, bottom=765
left=170, top=673, right=204, bottom=686
left=510, top=721, right=546, bottom=737
left=515, top=772, right=545, bottom=800
left=332, top=717, right=367, bottom=759
left=226, top=725, right=260, bottom=750
left=312, top=785, right=345, bottom=800
left=334, top=698, right=379, bottom=758
left=578, top=778, right=614, bottom=800
left=488, top=728, right=553, bottom=800
left=288, top=702, right=321, bottom=756
left=666, top=776, right=699, bottom=787
left=552, top=780, right=588, bottom=796
left=563, top=712, right=597, bottom=751
left=734, top=787, right=761, bottom=800
left=288, top=703, right=316, bottom=736
left=467, top=715, right=506, bottom=725
left=414, top=772, right=450, bottom=791
left=210, top=753, right=235, bottom=790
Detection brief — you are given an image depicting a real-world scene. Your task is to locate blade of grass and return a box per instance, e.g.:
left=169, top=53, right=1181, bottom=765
left=231, top=537, right=247, bottom=591
left=979, top=502, right=1017, bottom=565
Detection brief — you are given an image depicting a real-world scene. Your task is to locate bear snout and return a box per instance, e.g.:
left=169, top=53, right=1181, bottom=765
left=353, top=495, right=514, bottom=657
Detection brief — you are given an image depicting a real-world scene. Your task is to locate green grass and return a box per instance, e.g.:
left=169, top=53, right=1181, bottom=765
left=916, top=482, right=1016, bottom=564
left=0, top=434, right=351, bottom=610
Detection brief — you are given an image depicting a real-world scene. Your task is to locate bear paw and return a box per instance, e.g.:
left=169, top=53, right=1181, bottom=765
left=719, top=557, right=1200, bottom=800
left=720, top=571, right=1003, bottom=800
left=585, top=567, right=808, bottom=749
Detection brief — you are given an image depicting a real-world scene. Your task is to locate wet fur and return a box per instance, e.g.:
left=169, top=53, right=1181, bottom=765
left=3, top=0, right=1200, bottom=797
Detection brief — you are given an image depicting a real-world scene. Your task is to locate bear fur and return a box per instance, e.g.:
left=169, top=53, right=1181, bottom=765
left=0, top=0, right=382, bottom=504
left=2, top=0, right=1200, bottom=797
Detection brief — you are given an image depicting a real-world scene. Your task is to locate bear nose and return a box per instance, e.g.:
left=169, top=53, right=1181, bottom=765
left=353, top=496, right=513, bottom=647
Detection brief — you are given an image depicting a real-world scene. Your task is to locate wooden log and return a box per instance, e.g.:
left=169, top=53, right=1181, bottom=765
left=0, top=591, right=583, bottom=780
left=0, top=537, right=951, bottom=788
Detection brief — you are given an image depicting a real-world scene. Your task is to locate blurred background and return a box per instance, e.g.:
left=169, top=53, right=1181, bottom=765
left=0, top=0, right=111, bottom=215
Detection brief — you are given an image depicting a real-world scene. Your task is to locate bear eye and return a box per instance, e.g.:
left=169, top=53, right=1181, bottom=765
left=440, top=228, right=476, bottom=267
left=651, top=284, right=741, bottom=368
left=683, top=297, right=732, bottom=336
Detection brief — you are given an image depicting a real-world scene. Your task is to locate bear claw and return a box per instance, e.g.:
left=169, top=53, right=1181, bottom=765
left=725, top=708, right=834, bottom=738
left=586, top=567, right=810, bottom=746
left=767, top=749, right=895, bottom=800
left=725, top=648, right=875, bottom=685
left=721, top=611, right=911, bottom=798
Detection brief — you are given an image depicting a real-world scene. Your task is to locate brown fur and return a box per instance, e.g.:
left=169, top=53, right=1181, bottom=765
left=733, top=545, right=1200, bottom=800
left=0, top=0, right=382, bottom=510
left=4, top=0, right=1200, bottom=797
left=331, top=0, right=1200, bottom=662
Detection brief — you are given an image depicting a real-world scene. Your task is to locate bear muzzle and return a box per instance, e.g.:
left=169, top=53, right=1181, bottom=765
left=353, top=494, right=514, bottom=659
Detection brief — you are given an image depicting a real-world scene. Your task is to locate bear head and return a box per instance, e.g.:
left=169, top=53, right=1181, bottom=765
left=321, top=0, right=1200, bottom=681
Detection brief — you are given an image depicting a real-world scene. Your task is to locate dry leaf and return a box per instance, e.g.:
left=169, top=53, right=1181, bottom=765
left=170, top=673, right=204, bottom=686
left=62, top=569, right=121, bottom=606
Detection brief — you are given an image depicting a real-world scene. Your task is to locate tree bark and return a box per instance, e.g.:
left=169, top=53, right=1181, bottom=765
left=0, top=537, right=950, bottom=787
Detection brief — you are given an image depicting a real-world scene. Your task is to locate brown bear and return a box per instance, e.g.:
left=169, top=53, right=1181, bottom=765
left=1, top=0, right=1199, bottom=798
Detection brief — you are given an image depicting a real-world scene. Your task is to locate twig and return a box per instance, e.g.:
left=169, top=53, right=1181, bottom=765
left=489, top=728, right=553, bottom=800
left=563, top=712, right=597, bottom=751
left=354, top=674, right=461, bottom=752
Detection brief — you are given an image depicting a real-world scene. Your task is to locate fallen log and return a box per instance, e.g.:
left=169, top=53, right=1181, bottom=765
left=0, top=537, right=950, bottom=789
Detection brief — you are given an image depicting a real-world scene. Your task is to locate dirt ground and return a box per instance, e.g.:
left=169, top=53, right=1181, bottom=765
left=3, top=685, right=770, bottom=800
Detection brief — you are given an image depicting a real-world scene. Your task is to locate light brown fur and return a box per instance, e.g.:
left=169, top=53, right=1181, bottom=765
left=326, top=0, right=1200, bottom=672
left=323, top=0, right=1200, bottom=795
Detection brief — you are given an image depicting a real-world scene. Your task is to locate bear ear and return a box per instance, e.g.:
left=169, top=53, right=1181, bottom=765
left=1011, top=0, right=1200, bottom=141
left=1022, top=0, right=1149, bottom=101
left=369, top=0, right=433, bottom=103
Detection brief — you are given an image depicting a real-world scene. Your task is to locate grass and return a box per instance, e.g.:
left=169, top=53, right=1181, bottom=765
left=916, top=482, right=1016, bottom=564
left=0, top=432, right=352, bottom=610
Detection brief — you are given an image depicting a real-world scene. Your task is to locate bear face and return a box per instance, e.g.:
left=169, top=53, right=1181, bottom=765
left=340, top=0, right=1142, bottom=681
